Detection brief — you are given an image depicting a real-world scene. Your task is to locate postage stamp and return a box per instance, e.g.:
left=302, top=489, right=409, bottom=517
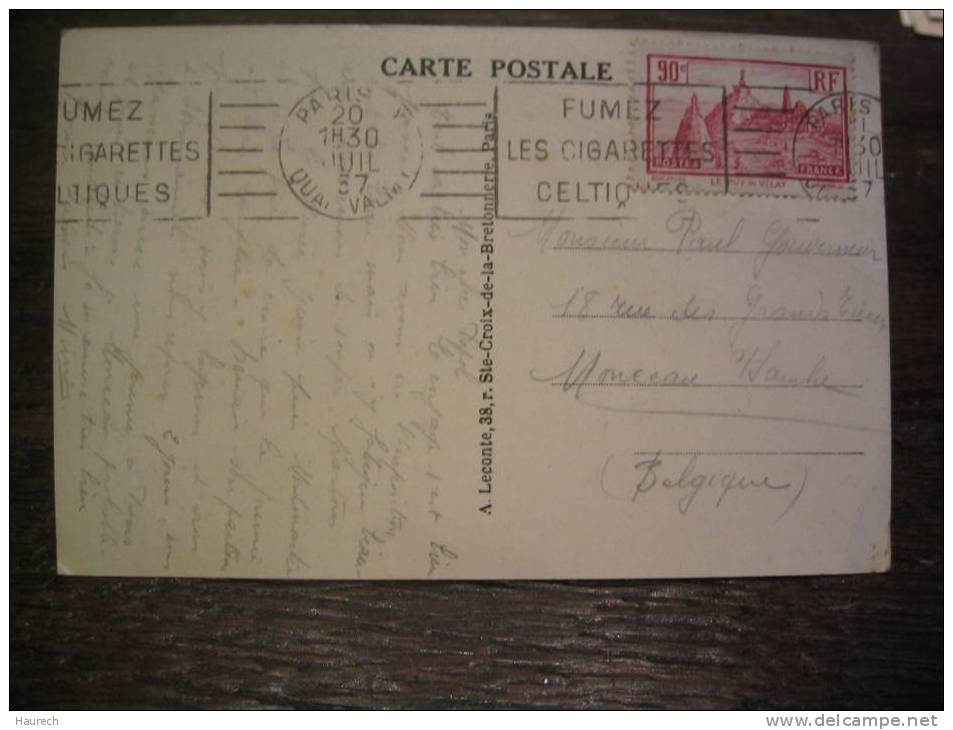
left=646, top=54, right=850, bottom=191
left=279, top=83, right=423, bottom=220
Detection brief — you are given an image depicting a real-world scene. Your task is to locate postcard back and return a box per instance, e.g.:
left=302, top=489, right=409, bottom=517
left=53, top=26, right=891, bottom=578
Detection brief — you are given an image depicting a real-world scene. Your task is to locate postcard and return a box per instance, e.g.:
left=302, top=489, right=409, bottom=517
left=53, top=25, right=890, bottom=577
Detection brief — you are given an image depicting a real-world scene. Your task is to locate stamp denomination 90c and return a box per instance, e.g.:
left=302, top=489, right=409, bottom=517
left=646, top=54, right=849, bottom=194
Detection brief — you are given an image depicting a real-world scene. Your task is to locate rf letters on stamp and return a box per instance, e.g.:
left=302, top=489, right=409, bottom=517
left=53, top=26, right=891, bottom=578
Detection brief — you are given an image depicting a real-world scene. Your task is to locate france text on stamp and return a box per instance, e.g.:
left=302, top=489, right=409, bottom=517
left=646, top=55, right=849, bottom=192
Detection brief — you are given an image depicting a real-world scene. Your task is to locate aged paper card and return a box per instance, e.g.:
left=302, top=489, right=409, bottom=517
left=54, top=26, right=891, bottom=578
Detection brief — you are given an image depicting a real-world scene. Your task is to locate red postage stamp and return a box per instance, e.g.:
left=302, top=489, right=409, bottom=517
left=646, top=54, right=850, bottom=186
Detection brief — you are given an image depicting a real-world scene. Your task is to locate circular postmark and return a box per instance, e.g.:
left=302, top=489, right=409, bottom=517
left=279, top=83, right=423, bottom=220
left=793, top=91, right=884, bottom=201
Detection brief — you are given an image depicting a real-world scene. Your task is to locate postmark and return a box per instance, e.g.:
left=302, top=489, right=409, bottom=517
left=798, top=91, right=883, bottom=201
left=279, top=83, right=423, bottom=220
left=645, top=54, right=849, bottom=194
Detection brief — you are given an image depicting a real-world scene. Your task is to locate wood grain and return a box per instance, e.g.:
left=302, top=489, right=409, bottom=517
left=11, top=10, right=941, bottom=709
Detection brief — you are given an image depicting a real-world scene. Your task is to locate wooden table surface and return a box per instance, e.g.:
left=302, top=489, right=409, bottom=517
left=10, top=10, right=942, bottom=710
